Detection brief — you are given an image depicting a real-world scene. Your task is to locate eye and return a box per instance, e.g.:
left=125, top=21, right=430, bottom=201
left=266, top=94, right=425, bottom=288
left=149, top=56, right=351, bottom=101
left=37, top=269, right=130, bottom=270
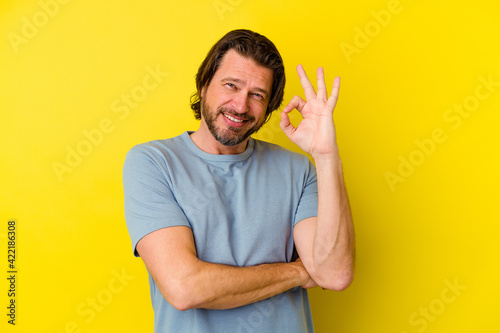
left=252, top=92, right=264, bottom=100
left=226, top=83, right=236, bottom=89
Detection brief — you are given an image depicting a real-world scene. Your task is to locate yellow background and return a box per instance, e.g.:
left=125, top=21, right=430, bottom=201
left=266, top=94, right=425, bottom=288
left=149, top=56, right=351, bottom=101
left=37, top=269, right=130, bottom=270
left=1, top=0, right=499, bottom=332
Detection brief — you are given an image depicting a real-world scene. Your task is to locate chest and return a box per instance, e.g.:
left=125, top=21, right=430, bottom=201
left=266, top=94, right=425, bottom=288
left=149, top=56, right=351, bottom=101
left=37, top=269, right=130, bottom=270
left=170, top=162, right=301, bottom=265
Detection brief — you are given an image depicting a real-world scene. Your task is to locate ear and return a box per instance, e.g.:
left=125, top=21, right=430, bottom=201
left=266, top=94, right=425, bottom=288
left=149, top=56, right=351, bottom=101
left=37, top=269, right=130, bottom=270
left=200, top=85, right=207, bottom=99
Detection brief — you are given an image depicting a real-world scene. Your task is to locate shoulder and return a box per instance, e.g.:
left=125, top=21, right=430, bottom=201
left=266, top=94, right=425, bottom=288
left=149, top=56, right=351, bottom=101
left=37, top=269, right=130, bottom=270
left=125, top=133, right=186, bottom=164
left=123, top=133, right=191, bottom=182
left=128, top=134, right=183, bottom=156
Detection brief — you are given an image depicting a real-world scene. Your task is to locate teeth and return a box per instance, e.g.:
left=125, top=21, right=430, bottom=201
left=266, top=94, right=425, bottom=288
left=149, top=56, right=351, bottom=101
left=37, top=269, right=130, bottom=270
left=224, top=113, right=244, bottom=123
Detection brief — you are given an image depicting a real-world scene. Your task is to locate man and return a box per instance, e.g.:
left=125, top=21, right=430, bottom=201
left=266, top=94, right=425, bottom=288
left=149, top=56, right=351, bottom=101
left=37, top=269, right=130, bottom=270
left=123, top=29, right=355, bottom=332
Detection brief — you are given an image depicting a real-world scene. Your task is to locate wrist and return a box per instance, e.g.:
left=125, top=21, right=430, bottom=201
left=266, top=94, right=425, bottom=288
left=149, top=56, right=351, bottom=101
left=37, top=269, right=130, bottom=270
left=312, top=152, right=342, bottom=171
left=290, top=261, right=310, bottom=287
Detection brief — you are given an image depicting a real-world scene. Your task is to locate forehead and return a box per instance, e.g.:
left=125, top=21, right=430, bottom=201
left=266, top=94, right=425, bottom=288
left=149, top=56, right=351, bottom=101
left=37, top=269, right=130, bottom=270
left=214, top=49, right=273, bottom=93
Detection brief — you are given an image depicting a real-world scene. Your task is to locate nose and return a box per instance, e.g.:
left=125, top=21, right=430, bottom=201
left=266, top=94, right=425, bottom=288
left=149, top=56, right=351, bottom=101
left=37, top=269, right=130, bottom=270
left=231, top=92, right=249, bottom=114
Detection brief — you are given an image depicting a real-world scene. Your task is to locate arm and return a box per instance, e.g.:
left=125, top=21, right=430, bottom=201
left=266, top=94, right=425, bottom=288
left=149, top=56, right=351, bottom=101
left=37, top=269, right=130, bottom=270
left=280, top=65, right=355, bottom=291
left=136, top=225, right=311, bottom=311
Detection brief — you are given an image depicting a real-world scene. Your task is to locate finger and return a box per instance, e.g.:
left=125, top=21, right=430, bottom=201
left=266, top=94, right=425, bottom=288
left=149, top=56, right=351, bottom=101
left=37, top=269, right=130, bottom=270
left=296, top=64, right=316, bottom=101
left=282, top=95, right=307, bottom=114
left=279, top=110, right=296, bottom=139
left=326, top=76, right=341, bottom=111
left=316, top=67, right=328, bottom=102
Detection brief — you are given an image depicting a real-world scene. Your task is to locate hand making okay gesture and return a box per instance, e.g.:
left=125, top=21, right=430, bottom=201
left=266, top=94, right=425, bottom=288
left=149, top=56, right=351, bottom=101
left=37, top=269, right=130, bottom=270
left=280, top=65, right=341, bottom=159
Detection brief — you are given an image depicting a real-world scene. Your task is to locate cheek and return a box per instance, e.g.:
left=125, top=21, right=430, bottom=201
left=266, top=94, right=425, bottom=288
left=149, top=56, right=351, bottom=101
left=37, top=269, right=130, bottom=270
left=212, top=92, right=233, bottom=108
left=252, top=103, right=268, bottom=119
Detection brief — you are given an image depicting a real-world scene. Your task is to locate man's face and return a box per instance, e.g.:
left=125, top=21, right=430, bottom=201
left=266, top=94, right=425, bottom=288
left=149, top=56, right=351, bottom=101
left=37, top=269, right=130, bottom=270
left=200, top=49, right=273, bottom=147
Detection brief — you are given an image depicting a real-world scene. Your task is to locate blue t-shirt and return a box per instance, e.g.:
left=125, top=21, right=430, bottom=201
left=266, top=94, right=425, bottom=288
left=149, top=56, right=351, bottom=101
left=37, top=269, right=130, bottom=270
left=123, top=131, right=318, bottom=332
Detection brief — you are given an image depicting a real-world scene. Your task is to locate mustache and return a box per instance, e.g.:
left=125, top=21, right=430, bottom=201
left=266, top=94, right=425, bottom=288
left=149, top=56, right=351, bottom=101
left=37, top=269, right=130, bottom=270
left=218, top=107, right=254, bottom=122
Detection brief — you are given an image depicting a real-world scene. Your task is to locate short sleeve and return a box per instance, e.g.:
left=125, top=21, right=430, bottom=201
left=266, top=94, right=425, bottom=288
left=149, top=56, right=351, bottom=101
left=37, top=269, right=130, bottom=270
left=123, top=145, right=191, bottom=257
left=293, top=159, right=318, bottom=226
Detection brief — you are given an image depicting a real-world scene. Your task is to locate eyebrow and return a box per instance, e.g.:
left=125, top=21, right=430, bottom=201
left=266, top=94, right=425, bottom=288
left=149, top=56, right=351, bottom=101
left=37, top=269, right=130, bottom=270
left=221, top=77, right=270, bottom=97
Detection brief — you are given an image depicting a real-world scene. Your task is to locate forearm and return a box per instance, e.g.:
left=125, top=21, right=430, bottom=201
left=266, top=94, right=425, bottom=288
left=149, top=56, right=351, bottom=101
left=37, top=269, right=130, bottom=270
left=159, top=259, right=308, bottom=311
left=311, top=152, right=355, bottom=289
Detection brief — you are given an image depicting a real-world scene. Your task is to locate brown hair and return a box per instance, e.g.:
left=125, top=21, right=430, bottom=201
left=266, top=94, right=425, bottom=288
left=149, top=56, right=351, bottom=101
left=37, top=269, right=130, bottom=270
left=190, top=29, right=285, bottom=123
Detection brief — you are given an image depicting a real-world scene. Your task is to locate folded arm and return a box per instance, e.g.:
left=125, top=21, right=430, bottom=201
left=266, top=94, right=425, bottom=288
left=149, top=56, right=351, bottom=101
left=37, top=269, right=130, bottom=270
left=136, top=225, right=311, bottom=311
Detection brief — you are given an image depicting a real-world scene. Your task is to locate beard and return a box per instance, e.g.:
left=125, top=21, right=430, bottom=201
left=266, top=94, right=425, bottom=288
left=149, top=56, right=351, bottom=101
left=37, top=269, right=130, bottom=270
left=201, top=98, right=265, bottom=147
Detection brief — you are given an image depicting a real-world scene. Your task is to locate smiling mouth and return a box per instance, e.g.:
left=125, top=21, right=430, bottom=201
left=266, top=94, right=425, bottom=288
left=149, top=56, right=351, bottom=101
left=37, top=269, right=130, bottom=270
left=223, top=113, right=246, bottom=123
